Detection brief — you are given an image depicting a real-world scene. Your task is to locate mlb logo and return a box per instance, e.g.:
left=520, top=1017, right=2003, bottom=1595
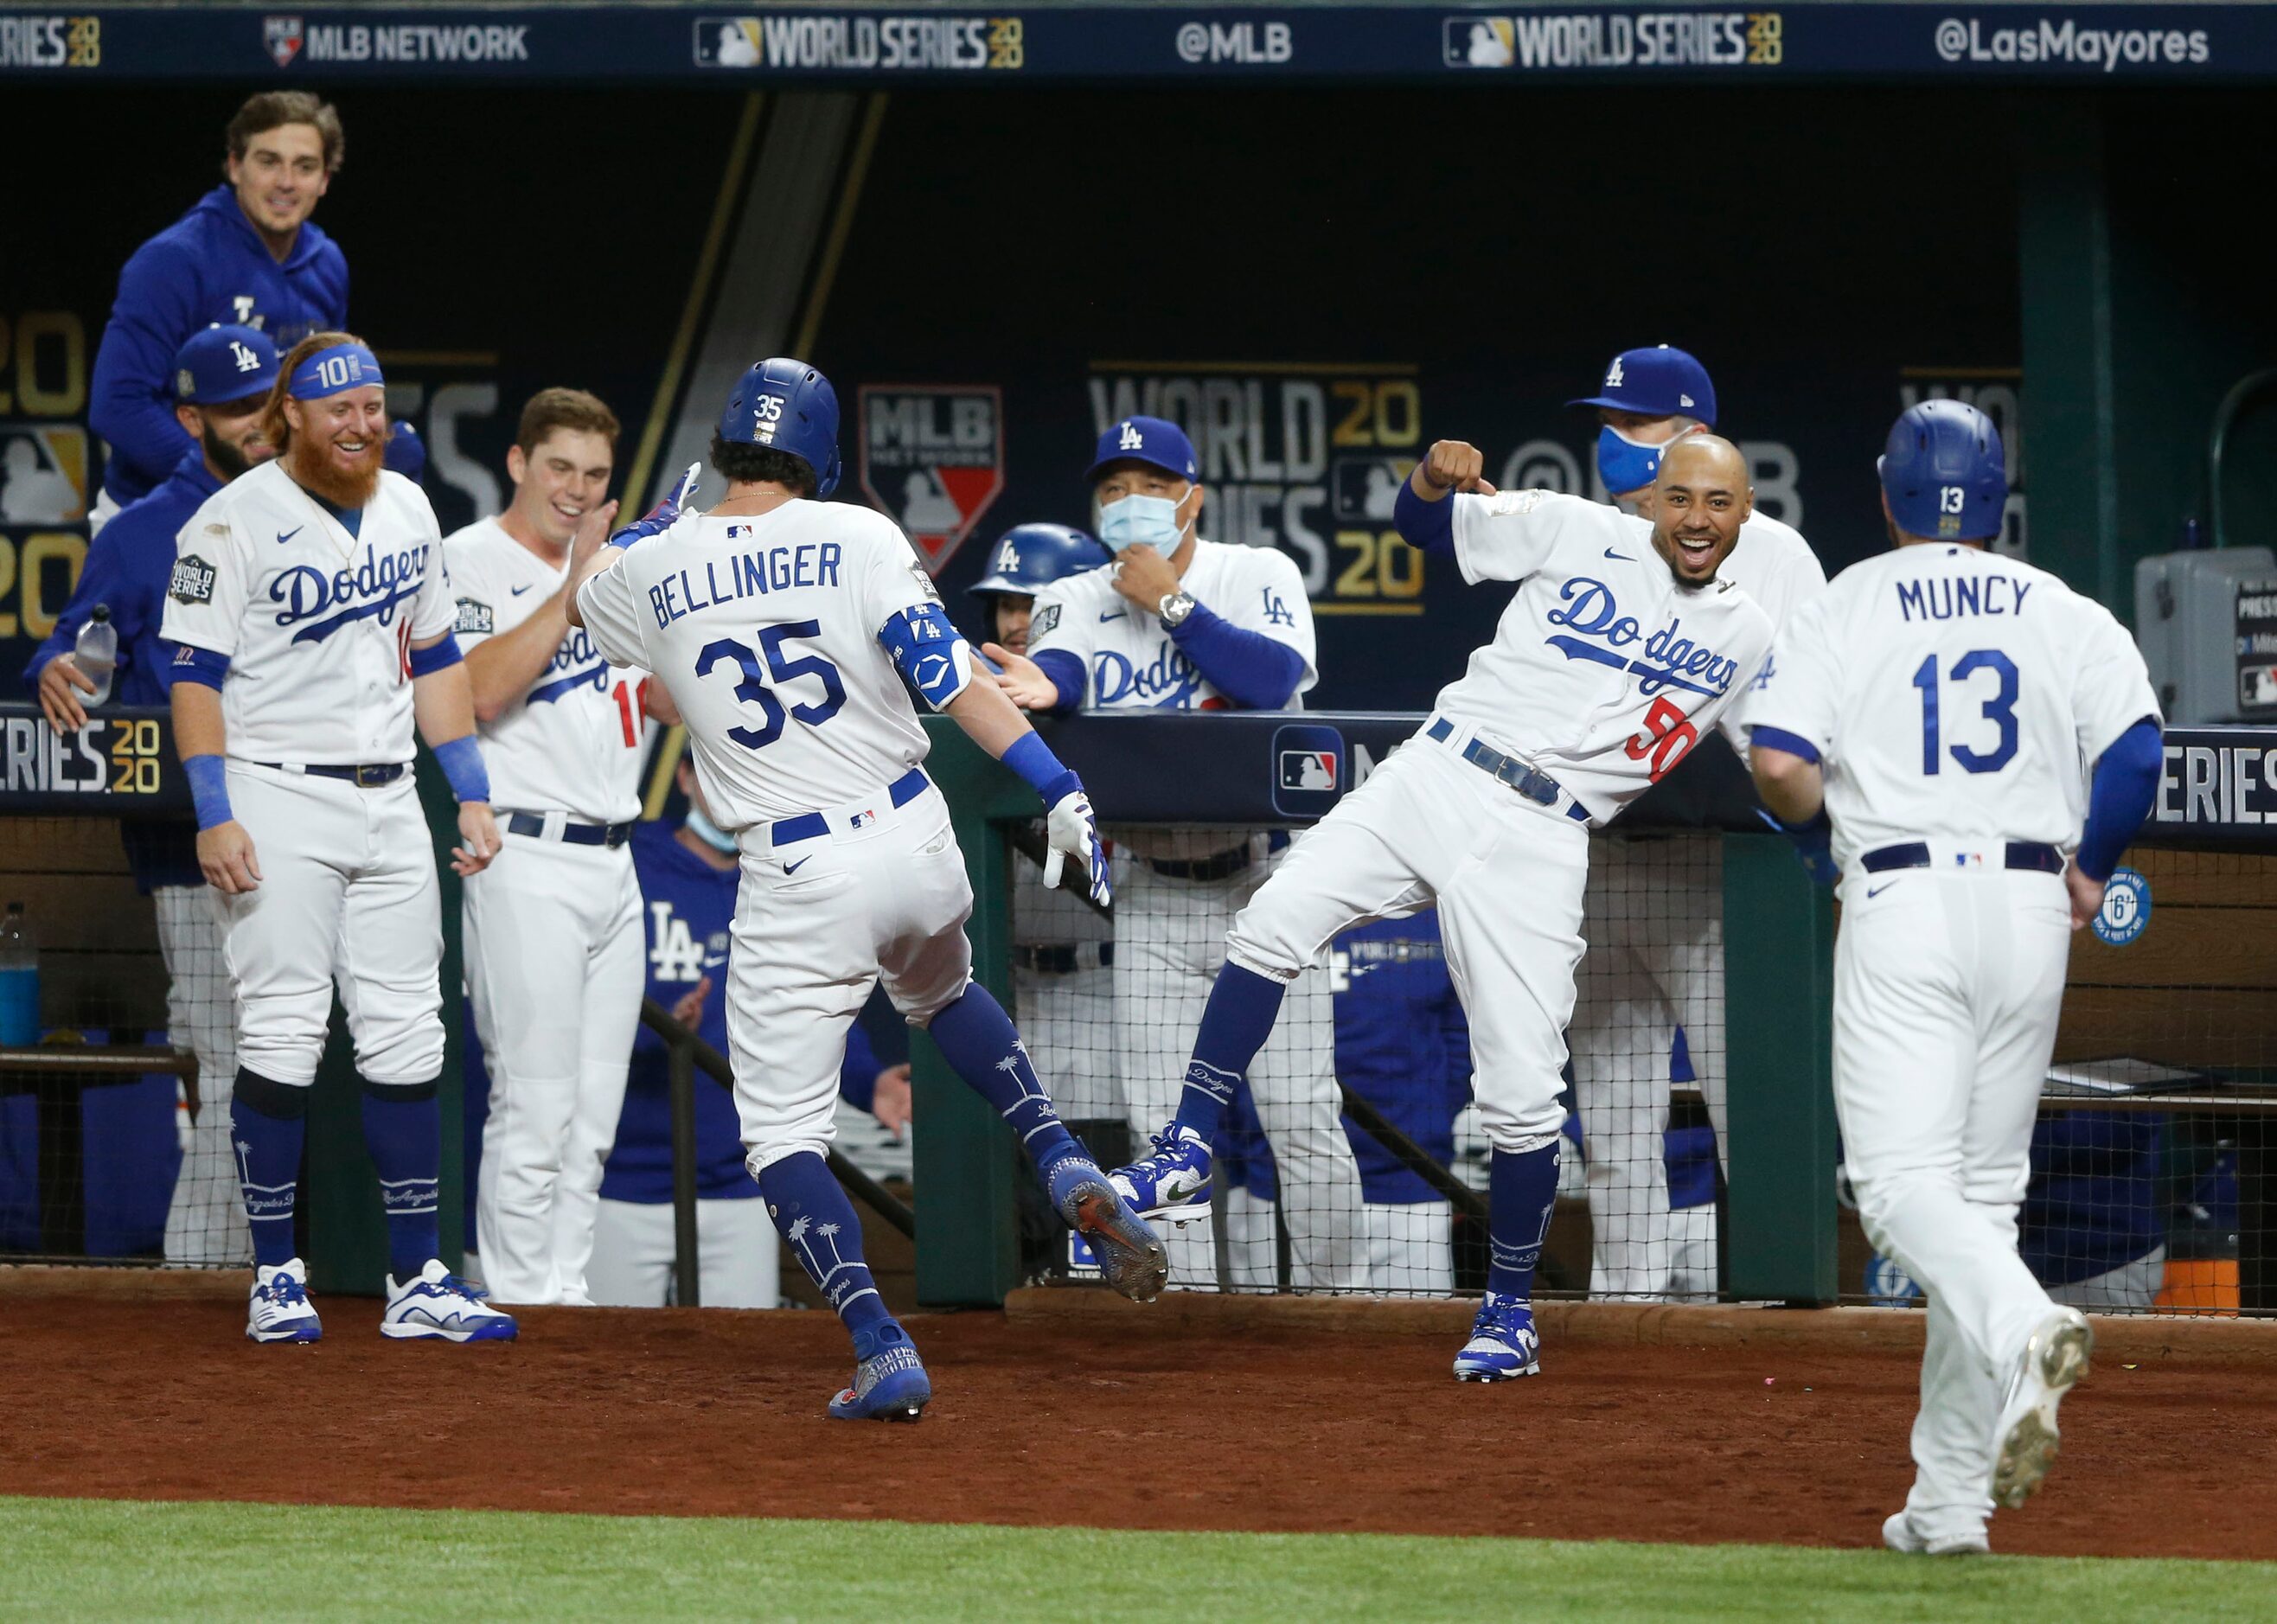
left=693, top=16, right=764, bottom=67
left=1333, top=457, right=1408, bottom=522
left=849, top=809, right=876, bottom=829
left=1271, top=724, right=1346, bottom=820
left=858, top=385, right=1006, bottom=575
left=265, top=15, right=303, bottom=67
left=1954, top=851, right=1984, bottom=869
left=0, top=425, right=90, bottom=525
left=1443, top=16, right=1514, bottom=67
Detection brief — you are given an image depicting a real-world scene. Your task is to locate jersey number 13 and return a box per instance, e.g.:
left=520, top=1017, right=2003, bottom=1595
left=1911, top=649, right=2018, bottom=775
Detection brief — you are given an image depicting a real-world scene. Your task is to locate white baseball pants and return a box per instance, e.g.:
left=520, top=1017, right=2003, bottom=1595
left=155, top=883, right=250, bottom=1266
left=215, top=764, right=445, bottom=1088
left=1014, top=960, right=1118, bottom=1124
left=467, top=833, right=643, bottom=1306
left=1365, top=1200, right=1455, bottom=1295
left=587, top=1195, right=781, bottom=1308
left=1569, top=836, right=1726, bottom=1300
left=728, top=783, right=973, bottom=1174
left=1118, top=852, right=1366, bottom=1293
left=1228, top=726, right=1589, bottom=1158
left=1832, top=861, right=2070, bottom=1545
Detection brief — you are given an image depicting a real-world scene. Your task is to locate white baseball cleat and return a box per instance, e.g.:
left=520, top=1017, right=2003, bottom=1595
left=1882, top=1511, right=1989, bottom=1556
left=246, top=1257, right=323, bottom=1344
left=1991, top=1306, right=2093, bottom=1509
left=381, top=1259, right=519, bottom=1343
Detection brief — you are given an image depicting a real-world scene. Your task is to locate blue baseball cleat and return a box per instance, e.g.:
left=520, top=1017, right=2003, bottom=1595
left=381, top=1260, right=518, bottom=1343
left=1051, top=1154, right=1170, bottom=1302
left=1453, top=1292, right=1541, bottom=1382
left=828, top=1320, right=931, bottom=1422
left=246, top=1257, right=323, bottom=1344
left=1107, top=1125, right=1212, bottom=1229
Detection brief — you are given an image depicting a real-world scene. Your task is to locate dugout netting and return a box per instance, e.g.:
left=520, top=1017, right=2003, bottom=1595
left=1001, top=822, right=2277, bottom=1314
left=0, top=813, right=246, bottom=1268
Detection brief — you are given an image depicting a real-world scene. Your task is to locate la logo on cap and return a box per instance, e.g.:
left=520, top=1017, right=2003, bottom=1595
left=1605, top=357, right=1625, bottom=387
left=231, top=342, right=260, bottom=372
left=1118, top=421, right=1143, bottom=451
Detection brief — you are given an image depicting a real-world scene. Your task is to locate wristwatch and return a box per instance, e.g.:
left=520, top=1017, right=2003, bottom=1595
left=1157, top=590, right=1197, bottom=630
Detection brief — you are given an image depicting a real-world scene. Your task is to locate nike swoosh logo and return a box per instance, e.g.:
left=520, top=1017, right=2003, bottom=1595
left=277, top=527, right=302, bottom=546
left=1603, top=548, right=1634, bottom=561
left=1867, top=882, right=1898, bottom=898
left=510, top=584, right=533, bottom=596
left=784, top=856, right=811, bottom=874
left=1099, top=611, right=1126, bottom=623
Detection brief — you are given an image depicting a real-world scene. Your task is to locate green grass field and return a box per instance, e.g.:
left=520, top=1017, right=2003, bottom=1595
left=3, top=1497, right=2267, bottom=1622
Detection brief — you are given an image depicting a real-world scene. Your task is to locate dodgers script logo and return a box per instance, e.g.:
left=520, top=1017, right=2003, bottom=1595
left=528, top=628, right=606, bottom=706
left=1093, top=643, right=1224, bottom=709
left=1543, top=577, right=1741, bottom=698
left=269, top=543, right=430, bottom=643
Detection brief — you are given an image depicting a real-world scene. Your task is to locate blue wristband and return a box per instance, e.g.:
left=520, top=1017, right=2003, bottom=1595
left=1001, top=730, right=1076, bottom=803
left=432, top=733, right=491, bottom=803
left=184, top=754, right=233, bottom=831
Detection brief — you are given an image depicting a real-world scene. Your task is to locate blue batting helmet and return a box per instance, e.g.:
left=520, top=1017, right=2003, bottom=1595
left=1879, top=400, right=2006, bottom=541
left=967, top=523, right=1110, bottom=598
left=719, top=357, right=841, bottom=496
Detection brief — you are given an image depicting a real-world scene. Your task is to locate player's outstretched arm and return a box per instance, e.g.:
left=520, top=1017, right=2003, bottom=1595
left=408, top=636, right=501, bottom=877
left=940, top=677, right=1110, bottom=905
left=1391, top=439, right=1497, bottom=559
left=170, top=678, right=261, bottom=895
left=560, top=499, right=624, bottom=631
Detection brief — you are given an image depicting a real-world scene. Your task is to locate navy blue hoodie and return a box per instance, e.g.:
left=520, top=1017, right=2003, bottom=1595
left=90, top=184, right=349, bottom=507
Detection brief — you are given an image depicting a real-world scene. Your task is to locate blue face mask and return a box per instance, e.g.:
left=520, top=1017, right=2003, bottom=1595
left=684, top=802, right=739, bottom=855
left=1097, top=489, right=1188, bottom=554
left=1596, top=425, right=1664, bottom=496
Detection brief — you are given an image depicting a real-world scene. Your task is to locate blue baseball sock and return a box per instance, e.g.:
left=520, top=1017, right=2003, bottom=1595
left=1487, top=1142, right=1561, bottom=1301
left=230, top=1069, right=307, bottom=1269
left=1169, top=962, right=1286, bottom=1140
left=758, top=1151, right=892, bottom=1339
left=926, top=983, right=1081, bottom=1178
left=360, top=1078, right=441, bottom=1281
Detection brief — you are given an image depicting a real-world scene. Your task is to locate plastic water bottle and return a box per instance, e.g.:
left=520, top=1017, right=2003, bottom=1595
left=0, top=902, right=38, bottom=1046
left=74, top=605, right=117, bottom=708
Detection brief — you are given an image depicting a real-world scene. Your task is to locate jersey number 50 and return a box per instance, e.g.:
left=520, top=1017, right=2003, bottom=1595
left=1911, top=649, right=2018, bottom=775
left=1624, top=695, right=1699, bottom=783
left=695, top=620, right=847, bottom=750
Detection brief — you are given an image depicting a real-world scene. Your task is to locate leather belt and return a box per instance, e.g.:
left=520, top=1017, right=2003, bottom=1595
left=502, top=810, right=634, bottom=848
left=1425, top=719, right=1591, bottom=822
left=254, top=761, right=405, bottom=787
left=1860, top=841, right=2064, bottom=875
left=1014, top=943, right=1114, bottom=974
left=771, top=767, right=930, bottom=847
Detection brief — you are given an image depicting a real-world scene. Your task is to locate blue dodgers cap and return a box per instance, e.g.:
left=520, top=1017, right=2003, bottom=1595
left=1084, top=415, right=1199, bottom=484
left=287, top=341, right=384, bottom=400
left=173, top=324, right=278, bottom=406
left=1568, top=345, right=1717, bottom=426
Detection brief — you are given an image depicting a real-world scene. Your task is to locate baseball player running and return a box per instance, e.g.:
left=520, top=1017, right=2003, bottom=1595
left=966, top=524, right=1123, bottom=1141
left=988, top=417, right=1366, bottom=1292
left=567, top=357, right=1164, bottom=1421
left=445, top=387, right=657, bottom=1307
left=1564, top=344, right=1826, bottom=1298
left=1749, top=400, right=2161, bottom=1550
left=1113, top=432, right=1773, bottom=1378
left=163, top=331, right=514, bottom=1344
left=28, top=324, right=280, bottom=1266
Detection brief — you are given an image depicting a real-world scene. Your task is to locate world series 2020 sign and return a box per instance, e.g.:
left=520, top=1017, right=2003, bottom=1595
left=858, top=385, right=1006, bottom=575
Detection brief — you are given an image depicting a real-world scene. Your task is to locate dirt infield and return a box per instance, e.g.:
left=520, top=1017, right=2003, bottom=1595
left=4, top=1274, right=2274, bottom=1559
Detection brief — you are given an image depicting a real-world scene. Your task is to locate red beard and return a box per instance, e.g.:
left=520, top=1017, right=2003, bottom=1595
left=285, top=425, right=387, bottom=510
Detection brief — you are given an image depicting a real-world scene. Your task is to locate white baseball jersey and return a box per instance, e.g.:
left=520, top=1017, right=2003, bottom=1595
left=161, top=459, right=454, bottom=763
left=575, top=500, right=942, bottom=829
left=1028, top=536, right=1316, bottom=860
left=1746, top=543, right=2160, bottom=876
left=445, top=518, right=648, bottom=823
left=1713, top=510, right=1826, bottom=752
left=1436, top=490, right=1776, bottom=819
left=1026, top=537, right=1316, bottom=711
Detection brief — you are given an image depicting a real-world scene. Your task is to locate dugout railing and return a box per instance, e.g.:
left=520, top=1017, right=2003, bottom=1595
left=912, top=709, right=2277, bottom=1316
